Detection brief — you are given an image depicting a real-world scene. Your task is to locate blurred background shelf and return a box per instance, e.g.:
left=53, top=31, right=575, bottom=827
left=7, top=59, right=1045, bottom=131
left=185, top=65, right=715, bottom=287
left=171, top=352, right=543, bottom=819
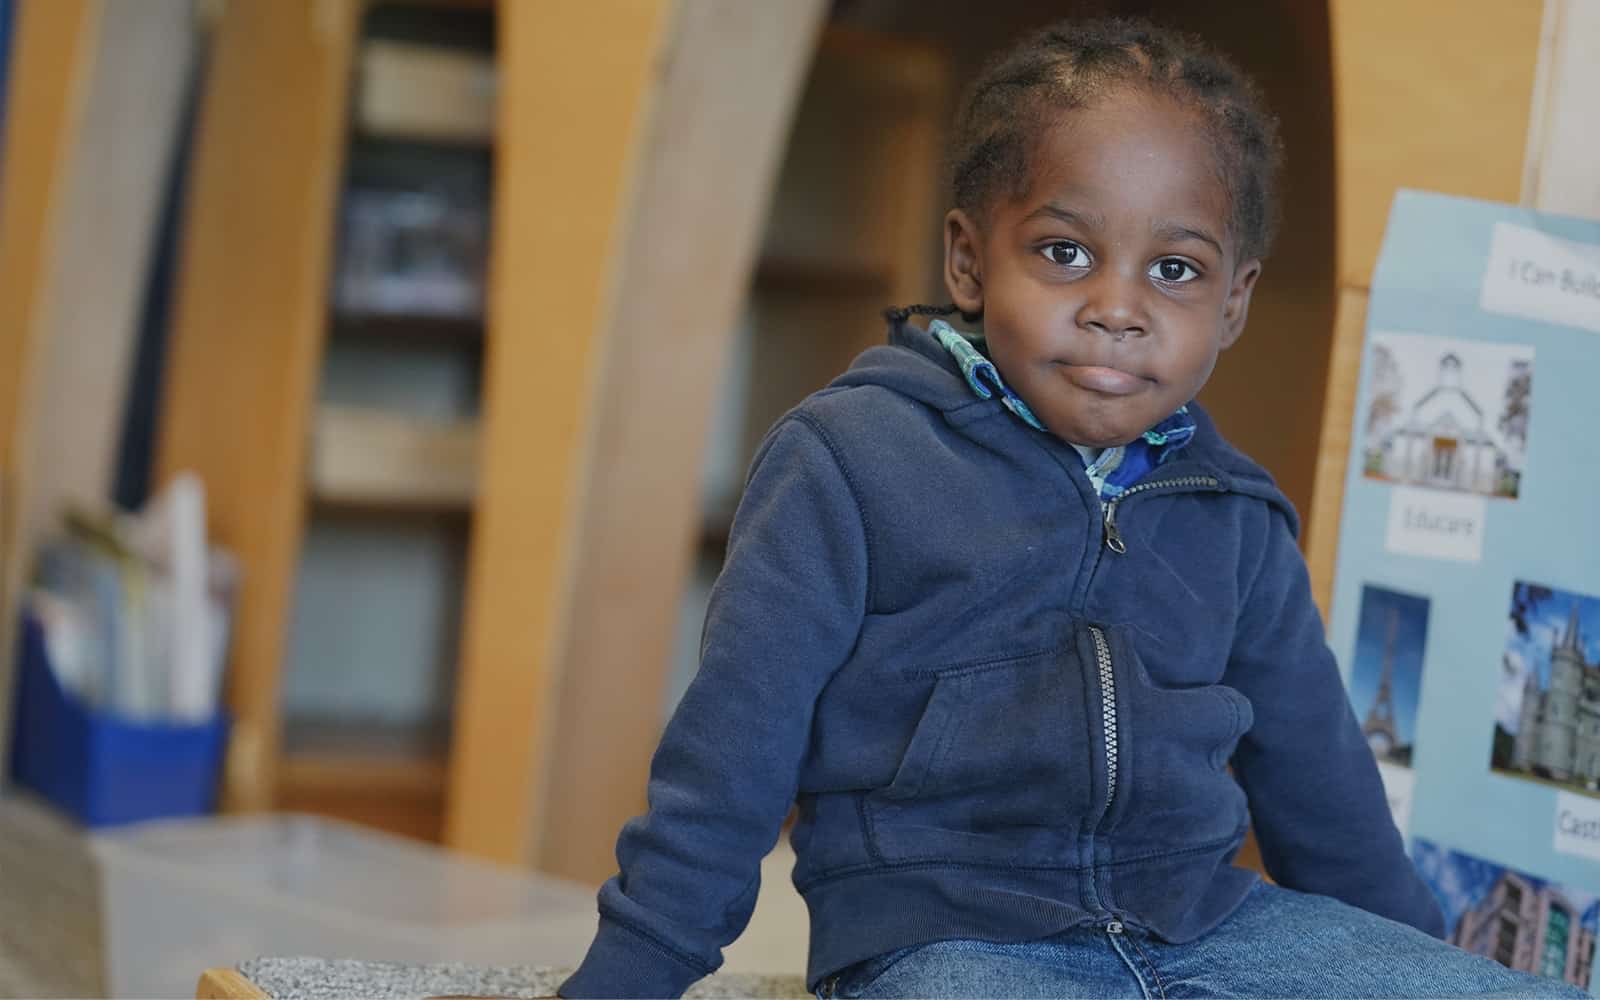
left=280, top=719, right=449, bottom=843
left=141, top=0, right=499, bottom=845
left=280, top=747, right=446, bottom=806
left=283, top=715, right=449, bottom=761
left=308, top=405, right=478, bottom=511
left=136, top=0, right=858, bottom=861
left=356, top=38, right=495, bottom=147
left=330, top=311, right=484, bottom=344
left=750, top=256, right=893, bottom=297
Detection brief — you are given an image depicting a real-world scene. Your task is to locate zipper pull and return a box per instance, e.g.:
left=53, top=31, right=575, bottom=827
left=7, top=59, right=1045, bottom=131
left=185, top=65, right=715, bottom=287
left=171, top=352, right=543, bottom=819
left=1106, top=920, right=1125, bottom=935
left=1103, top=503, right=1127, bottom=554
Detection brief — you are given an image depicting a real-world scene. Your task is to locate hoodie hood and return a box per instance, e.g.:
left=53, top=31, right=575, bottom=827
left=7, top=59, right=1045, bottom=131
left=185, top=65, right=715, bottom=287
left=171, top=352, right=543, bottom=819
left=829, top=316, right=1300, bottom=534
left=830, top=315, right=981, bottom=415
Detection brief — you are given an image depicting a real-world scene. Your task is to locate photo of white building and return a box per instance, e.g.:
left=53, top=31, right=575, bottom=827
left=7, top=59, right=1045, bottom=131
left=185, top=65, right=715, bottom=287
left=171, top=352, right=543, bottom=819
left=1362, top=332, right=1533, bottom=499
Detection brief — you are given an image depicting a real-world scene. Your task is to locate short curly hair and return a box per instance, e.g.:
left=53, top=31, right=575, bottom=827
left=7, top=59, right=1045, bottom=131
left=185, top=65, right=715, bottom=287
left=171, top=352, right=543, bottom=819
left=949, top=17, right=1284, bottom=261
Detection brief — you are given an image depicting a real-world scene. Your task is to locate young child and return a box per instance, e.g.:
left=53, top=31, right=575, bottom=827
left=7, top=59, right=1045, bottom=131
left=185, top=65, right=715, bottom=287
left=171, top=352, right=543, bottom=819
left=560, top=19, right=1585, bottom=1000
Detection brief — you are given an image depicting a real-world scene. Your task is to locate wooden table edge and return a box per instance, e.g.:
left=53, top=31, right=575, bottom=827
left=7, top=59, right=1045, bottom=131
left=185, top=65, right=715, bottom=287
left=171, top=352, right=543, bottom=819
left=197, top=968, right=270, bottom=999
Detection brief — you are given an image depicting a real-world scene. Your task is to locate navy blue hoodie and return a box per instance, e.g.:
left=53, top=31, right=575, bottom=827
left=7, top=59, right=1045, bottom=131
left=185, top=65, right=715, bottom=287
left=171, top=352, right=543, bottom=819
left=560, top=321, right=1443, bottom=998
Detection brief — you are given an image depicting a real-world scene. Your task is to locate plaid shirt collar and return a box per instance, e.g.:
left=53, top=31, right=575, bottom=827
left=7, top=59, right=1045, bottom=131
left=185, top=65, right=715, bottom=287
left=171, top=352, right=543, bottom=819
left=929, top=318, right=1196, bottom=499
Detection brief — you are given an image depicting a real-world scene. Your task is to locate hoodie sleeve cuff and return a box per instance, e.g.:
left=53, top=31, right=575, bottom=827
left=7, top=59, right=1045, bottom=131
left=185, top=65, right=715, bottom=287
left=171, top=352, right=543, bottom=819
left=558, top=917, right=711, bottom=999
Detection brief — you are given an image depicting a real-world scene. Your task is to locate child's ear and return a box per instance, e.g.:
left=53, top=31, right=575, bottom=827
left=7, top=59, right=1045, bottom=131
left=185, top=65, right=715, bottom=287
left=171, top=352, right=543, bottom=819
left=1220, top=258, right=1262, bottom=349
left=943, top=209, right=985, bottom=317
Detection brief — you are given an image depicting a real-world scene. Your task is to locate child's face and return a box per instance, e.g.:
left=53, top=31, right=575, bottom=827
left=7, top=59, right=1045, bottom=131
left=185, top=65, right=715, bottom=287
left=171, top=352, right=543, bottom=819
left=943, top=89, right=1261, bottom=448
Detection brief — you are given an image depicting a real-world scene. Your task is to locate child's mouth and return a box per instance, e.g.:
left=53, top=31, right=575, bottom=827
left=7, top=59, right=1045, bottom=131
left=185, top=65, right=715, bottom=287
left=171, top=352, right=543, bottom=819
left=1058, top=364, right=1148, bottom=396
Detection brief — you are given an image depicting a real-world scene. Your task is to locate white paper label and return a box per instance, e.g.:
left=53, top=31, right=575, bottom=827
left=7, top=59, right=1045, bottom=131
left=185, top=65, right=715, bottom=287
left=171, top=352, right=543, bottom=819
left=1377, top=759, right=1415, bottom=835
left=1384, top=487, right=1486, bottom=563
left=1553, top=792, right=1600, bottom=862
left=1480, top=222, right=1600, bottom=334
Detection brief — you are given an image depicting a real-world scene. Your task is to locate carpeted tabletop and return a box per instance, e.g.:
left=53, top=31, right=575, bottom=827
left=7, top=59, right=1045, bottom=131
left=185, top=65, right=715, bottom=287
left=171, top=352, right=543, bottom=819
left=236, top=957, right=810, bottom=999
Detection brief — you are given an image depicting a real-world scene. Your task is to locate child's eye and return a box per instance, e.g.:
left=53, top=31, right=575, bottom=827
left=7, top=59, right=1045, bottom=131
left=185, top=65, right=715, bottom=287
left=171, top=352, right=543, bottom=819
left=1150, top=259, right=1199, bottom=283
left=1041, top=241, right=1091, bottom=269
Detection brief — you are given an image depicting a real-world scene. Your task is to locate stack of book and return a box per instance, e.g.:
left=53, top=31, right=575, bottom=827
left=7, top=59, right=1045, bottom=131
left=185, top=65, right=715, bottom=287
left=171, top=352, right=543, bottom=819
left=27, top=474, right=236, bottom=723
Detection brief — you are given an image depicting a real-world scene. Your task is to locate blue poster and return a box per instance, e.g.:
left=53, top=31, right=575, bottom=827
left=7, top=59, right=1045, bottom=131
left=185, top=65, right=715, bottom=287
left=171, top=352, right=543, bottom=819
left=1331, top=190, right=1600, bottom=992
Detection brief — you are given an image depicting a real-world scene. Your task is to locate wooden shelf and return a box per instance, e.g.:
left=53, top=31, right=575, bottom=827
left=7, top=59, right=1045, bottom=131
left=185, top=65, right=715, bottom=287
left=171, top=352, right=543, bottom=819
left=279, top=752, right=446, bottom=843
left=330, top=310, right=483, bottom=343
left=308, top=405, right=478, bottom=510
left=280, top=751, right=446, bottom=797
left=308, top=493, right=474, bottom=520
left=280, top=719, right=448, bottom=842
left=752, top=255, right=892, bottom=296
left=376, top=0, right=494, bottom=11
left=283, top=714, right=449, bottom=757
left=153, top=1, right=926, bottom=871
left=356, top=39, right=495, bottom=147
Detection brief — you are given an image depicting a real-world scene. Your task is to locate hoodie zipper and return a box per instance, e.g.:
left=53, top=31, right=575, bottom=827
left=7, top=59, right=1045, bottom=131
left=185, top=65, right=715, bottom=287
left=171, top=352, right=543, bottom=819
left=1089, top=625, right=1118, bottom=810
left=1090, top=478, right=1218, bottom=808
left=1101, top=476, right=1221, bottom=554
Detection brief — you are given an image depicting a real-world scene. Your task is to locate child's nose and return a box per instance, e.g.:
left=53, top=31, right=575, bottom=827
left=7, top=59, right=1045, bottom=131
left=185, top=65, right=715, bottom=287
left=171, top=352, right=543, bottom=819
left=1076, top=272, right=1148, bottom=341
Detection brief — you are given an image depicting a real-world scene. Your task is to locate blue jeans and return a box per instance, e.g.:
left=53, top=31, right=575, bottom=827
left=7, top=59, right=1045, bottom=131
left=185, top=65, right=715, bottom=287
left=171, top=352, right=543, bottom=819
left=819, top=883, right=1590, bottom=998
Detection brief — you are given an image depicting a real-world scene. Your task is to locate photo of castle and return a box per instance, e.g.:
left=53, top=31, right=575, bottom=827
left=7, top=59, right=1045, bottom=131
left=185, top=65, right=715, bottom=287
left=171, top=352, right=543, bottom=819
left=1346, top=585, right=1430, bottom=768
left=1493, top=581, right=1600, bottom=796
left=1413, top=839, right=1597, bottom=989
left=1361, top=332, right=1533, bottom=499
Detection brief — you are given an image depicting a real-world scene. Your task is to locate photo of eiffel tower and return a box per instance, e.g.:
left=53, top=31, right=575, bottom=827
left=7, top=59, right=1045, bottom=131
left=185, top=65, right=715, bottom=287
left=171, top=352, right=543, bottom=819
left=1363, top=608, right=1402, bottom=758
left=1348, top=585, right=1430, bottom=768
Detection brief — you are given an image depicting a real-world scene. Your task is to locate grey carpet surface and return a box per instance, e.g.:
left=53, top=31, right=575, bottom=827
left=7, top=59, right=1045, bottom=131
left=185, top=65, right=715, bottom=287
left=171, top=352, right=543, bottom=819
left=237, top=957, right=809, bottom=999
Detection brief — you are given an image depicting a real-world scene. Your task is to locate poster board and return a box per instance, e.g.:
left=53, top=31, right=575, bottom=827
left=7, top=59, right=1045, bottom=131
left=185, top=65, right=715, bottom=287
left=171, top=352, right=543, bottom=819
left=1332, top=189, right=1600, bottom=990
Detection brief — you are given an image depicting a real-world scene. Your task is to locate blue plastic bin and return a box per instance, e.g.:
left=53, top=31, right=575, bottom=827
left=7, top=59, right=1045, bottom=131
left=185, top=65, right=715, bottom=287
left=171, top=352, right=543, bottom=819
left=8, top=614, right=228, bottom=826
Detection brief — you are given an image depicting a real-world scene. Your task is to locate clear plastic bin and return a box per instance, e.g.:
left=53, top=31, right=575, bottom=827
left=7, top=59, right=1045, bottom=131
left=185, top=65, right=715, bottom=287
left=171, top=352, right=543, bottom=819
left=89, top=813, right=600, bottom=998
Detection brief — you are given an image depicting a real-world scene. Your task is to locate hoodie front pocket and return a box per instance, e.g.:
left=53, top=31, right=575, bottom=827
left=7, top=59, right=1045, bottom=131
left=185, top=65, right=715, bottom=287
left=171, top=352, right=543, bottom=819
left=1098, top=626, right=1253, bottom=850
left=867, top=647, right=1091, bottom=866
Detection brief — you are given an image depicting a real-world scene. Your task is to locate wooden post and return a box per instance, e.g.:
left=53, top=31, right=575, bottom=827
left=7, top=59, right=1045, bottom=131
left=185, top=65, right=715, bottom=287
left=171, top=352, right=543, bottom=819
left=0, top=0, right=96, bottom=781
left=0, top=0, right=195, bottom=778
left=440, top=0, right=680, bottom=865
left=443, top=0, right=828, bottom=875
left=156, top=0, right=360, bottom=810
left=533, top=0, right=828, bottom=884
left=0, top=0, right=95, bottom=488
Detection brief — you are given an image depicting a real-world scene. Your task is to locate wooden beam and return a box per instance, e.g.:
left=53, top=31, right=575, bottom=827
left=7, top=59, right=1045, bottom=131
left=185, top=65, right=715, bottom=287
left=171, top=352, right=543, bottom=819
left=1329, top=0, right=1543, bottom=290
left=0, top=0, right=94, bottom=487
left=441, top=0, right=679, bottom=865
left=0, top=0, right=97, bottom=782
left=11, top=0, right=195, bottom=543
left=156, top=0, right=359, bottom=811
left=533, top=0, right=828, bottom=884
left=0, top=0, right=194, bottom=776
